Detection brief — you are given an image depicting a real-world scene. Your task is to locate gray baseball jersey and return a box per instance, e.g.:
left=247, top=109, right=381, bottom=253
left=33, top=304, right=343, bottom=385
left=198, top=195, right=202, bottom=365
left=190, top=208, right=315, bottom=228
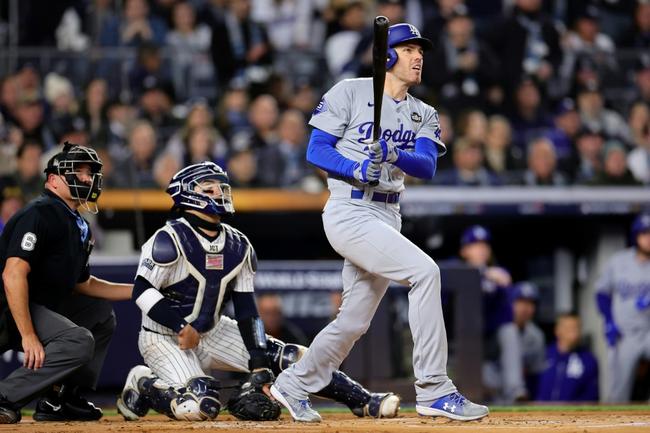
left=309, top=77, right=445, bottom=193
left=274, top=78, right=459, bottom=406
left=595, top=248, right=650, bottom=402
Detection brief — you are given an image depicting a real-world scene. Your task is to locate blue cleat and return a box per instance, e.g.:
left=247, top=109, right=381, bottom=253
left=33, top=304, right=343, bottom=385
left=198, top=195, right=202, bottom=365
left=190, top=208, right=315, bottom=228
left=270, top=384, right=321, bottom=422
left=416, top=392, right=489, bottom=421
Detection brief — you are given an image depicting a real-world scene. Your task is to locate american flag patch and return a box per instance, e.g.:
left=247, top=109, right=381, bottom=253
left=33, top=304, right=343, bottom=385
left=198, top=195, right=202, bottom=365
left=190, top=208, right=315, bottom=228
left=206, top=254, right=224, bottom=270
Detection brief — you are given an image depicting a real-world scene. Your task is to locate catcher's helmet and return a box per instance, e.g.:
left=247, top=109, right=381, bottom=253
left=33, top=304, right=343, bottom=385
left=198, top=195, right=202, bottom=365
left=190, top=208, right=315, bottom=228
left=631, top=213, right=650, bottom=244
left=44, top=142, right=103, bottom=202
left=386, top=23, right=433, bottom=70
left=166, top=161, right=234, bottom=216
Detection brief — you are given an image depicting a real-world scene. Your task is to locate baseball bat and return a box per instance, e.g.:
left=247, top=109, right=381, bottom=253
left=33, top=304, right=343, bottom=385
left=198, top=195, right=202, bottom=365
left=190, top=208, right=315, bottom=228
left=369, top=16, right=389, bottom=187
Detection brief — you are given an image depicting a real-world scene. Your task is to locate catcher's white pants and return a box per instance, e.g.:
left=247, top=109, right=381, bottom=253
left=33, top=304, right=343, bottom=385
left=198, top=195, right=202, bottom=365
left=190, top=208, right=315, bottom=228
left=275, top=198, right=456, bottom=403
left=139, top=316, right=250, bottom=387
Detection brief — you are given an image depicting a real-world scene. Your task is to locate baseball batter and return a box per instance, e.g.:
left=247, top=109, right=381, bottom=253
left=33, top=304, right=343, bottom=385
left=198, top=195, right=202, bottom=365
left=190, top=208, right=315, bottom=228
left=116, top=162, right=399, bottom=421
left=595, top=213, right=650, bottom=402
left=270, top=23, right=489, bottom=422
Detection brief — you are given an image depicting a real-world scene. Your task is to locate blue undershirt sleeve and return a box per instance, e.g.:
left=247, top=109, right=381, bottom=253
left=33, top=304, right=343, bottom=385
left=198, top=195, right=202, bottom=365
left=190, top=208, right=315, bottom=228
left=133, top=276, right=188, bottom=332
left=596, top=292, right=614, bottom=323
left=306, top=128, right=357, bottom=178
left=393, top=137, right=438, bottom=179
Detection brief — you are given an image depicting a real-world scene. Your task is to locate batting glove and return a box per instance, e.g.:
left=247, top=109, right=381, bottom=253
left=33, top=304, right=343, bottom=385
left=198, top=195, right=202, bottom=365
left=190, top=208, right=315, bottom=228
left=604, top=320, right=622, bottom=347
left=636, top=293, right=650, bottom=311
left=366, top=139, right=399, bottom=164
left=352, top=159, right=381, bottom=184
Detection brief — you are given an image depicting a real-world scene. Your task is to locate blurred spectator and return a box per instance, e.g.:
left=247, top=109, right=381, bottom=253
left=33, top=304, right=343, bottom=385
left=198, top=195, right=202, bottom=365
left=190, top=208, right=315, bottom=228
left=519, top=137, right=568, bottom=186
left=257, top=109, right=317, bottom=188
left=105, top=99, right=136, bottom=160
left=573, top=127, right=605, bottom=183
left=0, top=75, right=20, bottom=126
left=485, top=0, right=562, bottom=96
left=128, top=42, right=175, bottom=101
left=251, top=0, right=316, bottom=52
left=79, top=78, right=109, bottom=148
left=544, top=98, right=581, bottom=174
left=627, top=105, right=650, bottom=184
left=422, top=0, right=467, bottom=44
left=484, top=115, right=524, bottom=178
left=227, top=149, right=260, bottom=187
left=14, top=65, right=41, bottom=105
left=287, top=81, right=319, bottom=119
left=325, top=2, right=367, bottom=80
left=165, top=101, right=217, bottom=160
left=110, top=120, right=160, bottom=188
left=257, top=293, right=308, bottom=345
left=183, top=125, right=228, bottom=167
left=509, top=282, right=546, bottom=398
left=595, top=213, right=650, bottom=402
left=166, top=1, right=214, bottom=101
left=43, top=72, right=83, bottom=144
left=507, top=77, right=553, bottom=153
left=210, top=0, right=273, bottom=89
left=231, top=94, right=279, bottom=152
left=560, top=5, right=618, bottom=97
left=620, top=1, right=650, bottom=49
left=55, top=5, right=91, bottom=51
left=87, top=0, right=119, bottom=45
left=457, top=109, right=488, bottom=147
left=576, top=83, right=631, bottom=143
left=0, top=180, right=25, bottom=234
left=5, top=139, right=45, bottom=202
left=137, top=82, right=178, bottom=144
left=13, top=96, right=55, bottom=151
left=216, top=86, right=251, bottom=139
left=631, top=54, right=650, bottom=109
left=590, top=141, right=641, bottom=186
left=150, top=0, right=180, bottom=28
left=425, top=5, right=501, bottom=115
left=16, top=0, right=74, bottom=46
left=435, top=137, right=500, bottom=186
left=99, top=0, right=168, bottom=47
left=536, top=312, right=599, bottom=402
left=153, top=152, right=181, bottom=189
left=346, top=0, right=406, bottom=78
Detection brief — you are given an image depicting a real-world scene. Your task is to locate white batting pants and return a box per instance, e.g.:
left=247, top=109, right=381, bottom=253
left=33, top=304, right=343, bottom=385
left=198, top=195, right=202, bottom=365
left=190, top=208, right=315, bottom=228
left=138, top=316, right=250, bottom=387
left=275, top=199, right=456, bottom=403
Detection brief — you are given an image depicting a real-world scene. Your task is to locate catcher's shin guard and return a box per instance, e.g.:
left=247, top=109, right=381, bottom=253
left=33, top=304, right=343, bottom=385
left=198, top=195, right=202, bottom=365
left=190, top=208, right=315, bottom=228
left=185, top=376, right=221, bottom=420
left=139, top=377, right=181, bottom=419
left=316, top=371, right=400, bottom=418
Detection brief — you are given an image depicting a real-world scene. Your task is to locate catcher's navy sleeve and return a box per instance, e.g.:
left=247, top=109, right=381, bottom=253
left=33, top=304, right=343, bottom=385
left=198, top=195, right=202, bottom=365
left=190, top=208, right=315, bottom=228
left=306, top=128, right=356, bottom=178
left=232, top=291, right=269, bottom=369
left=393, top=137, right=438, bottom=179
left=133, top=276, right=187, bottom=332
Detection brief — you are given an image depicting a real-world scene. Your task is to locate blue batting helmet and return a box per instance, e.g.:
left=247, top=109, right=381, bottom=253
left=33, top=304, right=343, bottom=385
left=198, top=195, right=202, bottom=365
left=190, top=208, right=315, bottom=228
left=166, top=161, right=234, bottom=216
left=386, top=23, right=433, bottom=70
left=631, top=213, right=650, bottom=242
left=460, top=225, right=491, bottom=246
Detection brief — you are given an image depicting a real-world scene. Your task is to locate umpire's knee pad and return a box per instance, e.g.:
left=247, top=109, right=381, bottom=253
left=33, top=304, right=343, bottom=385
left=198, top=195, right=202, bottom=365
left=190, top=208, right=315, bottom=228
left=265, top=337, right=306, bottom=375
left=181, top=376, right=221, bottom=420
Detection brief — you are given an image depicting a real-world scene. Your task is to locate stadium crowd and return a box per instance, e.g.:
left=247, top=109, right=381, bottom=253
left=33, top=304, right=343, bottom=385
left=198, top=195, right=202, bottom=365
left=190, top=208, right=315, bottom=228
left=0, top=0, right=649, bottom=210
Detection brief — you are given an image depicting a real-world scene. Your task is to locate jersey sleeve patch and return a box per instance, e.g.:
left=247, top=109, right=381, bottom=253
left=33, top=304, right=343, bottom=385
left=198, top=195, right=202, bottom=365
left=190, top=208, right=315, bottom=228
left=313, top=98, right=328, bottom=115
left=152, top=230, right=178, bottom=265
left=20, top=232, right=37, bottom=251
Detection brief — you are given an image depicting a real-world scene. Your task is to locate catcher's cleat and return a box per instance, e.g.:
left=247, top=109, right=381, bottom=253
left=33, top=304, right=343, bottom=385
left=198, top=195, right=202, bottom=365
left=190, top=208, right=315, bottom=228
left=270, top=384, right=321, bottom=423
left=352, top=392, right=400, bottom=418
left=117, top=365, right=153, bottom=421
left=0, top=398, right=20, bottom=424
left=416, top=392, right=489, bottom=421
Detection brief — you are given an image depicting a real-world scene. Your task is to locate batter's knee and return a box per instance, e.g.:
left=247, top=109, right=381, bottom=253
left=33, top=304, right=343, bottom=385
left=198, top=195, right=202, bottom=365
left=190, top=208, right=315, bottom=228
left=412, top=259, right=440, bottom=288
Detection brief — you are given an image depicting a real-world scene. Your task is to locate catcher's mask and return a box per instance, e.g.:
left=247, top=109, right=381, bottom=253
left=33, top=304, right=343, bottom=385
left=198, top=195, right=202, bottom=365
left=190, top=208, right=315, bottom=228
left=166, top=161, right=234, bottom=216
left=44, top=142, right=103, bottom=212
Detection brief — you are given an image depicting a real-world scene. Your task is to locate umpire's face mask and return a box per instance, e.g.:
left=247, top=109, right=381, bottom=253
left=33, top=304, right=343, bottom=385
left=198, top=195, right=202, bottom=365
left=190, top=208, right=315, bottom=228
left=61, top=163, right=103, bottom=214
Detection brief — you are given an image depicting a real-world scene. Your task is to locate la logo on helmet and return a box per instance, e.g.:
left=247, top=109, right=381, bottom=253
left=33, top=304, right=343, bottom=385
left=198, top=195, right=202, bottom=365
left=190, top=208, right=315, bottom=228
left=408, top=25, right=420, bottom=37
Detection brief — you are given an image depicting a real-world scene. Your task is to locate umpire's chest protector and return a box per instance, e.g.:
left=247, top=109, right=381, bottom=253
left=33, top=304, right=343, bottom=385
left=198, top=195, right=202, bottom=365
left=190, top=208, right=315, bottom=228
left=167, top=220, right=249, bottom=332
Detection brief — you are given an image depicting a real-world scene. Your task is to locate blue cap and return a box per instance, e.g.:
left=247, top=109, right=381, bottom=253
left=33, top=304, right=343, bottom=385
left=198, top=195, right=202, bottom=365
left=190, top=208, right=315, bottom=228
left=511, top=282, right=539, bottom=302
left=555, top=98, right=576, bottom=116
left=631, top=213, right=650, bottom=239
left=460, top=225, right=491, bottom=246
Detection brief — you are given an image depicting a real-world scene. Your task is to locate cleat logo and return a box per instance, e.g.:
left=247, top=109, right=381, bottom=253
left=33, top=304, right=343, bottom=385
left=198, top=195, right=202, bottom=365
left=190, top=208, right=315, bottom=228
left=45, top=401, right=62, bottom=412
left=443, top=402, right=456, bottom=413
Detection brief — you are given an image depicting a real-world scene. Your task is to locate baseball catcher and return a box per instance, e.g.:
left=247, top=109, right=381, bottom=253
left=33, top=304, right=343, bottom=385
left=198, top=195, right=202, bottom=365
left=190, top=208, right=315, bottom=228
left=116, top=162, right=400, bottom=421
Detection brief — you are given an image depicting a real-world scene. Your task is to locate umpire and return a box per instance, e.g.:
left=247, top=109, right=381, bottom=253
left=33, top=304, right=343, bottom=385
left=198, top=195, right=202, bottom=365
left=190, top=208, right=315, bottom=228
left=0, top=143, right=132, bottom=424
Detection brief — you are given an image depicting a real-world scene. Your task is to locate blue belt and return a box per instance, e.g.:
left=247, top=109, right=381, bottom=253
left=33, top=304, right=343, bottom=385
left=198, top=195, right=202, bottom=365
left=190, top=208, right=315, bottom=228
left=351, top=189, right=400, bottom=204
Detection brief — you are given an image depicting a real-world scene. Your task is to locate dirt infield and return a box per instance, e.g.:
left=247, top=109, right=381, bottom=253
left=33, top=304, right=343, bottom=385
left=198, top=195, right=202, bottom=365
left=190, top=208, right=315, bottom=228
left=2, top=411, right=650, bottom=433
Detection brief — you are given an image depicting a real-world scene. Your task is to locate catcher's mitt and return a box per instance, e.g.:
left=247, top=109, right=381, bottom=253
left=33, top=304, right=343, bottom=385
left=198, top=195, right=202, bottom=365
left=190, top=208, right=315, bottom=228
left=228, top=368, right=281, bottom=421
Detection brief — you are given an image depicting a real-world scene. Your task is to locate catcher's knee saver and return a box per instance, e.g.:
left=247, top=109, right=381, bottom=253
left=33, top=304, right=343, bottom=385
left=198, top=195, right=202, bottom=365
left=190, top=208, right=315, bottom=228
left=265, top=337, right=307, bottom=376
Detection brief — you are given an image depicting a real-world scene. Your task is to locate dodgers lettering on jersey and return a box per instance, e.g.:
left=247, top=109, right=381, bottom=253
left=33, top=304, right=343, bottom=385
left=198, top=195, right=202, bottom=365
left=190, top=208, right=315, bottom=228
left=137, top=218, right=255, bottom=334
left=595, top=249, right=650, bottom=332
left=310, top=77, right=445, bottom=194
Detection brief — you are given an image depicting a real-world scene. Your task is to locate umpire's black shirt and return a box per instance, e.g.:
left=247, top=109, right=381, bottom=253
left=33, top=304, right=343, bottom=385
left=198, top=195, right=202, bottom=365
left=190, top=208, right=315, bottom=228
left=0, top=190, right=93, bottom=311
